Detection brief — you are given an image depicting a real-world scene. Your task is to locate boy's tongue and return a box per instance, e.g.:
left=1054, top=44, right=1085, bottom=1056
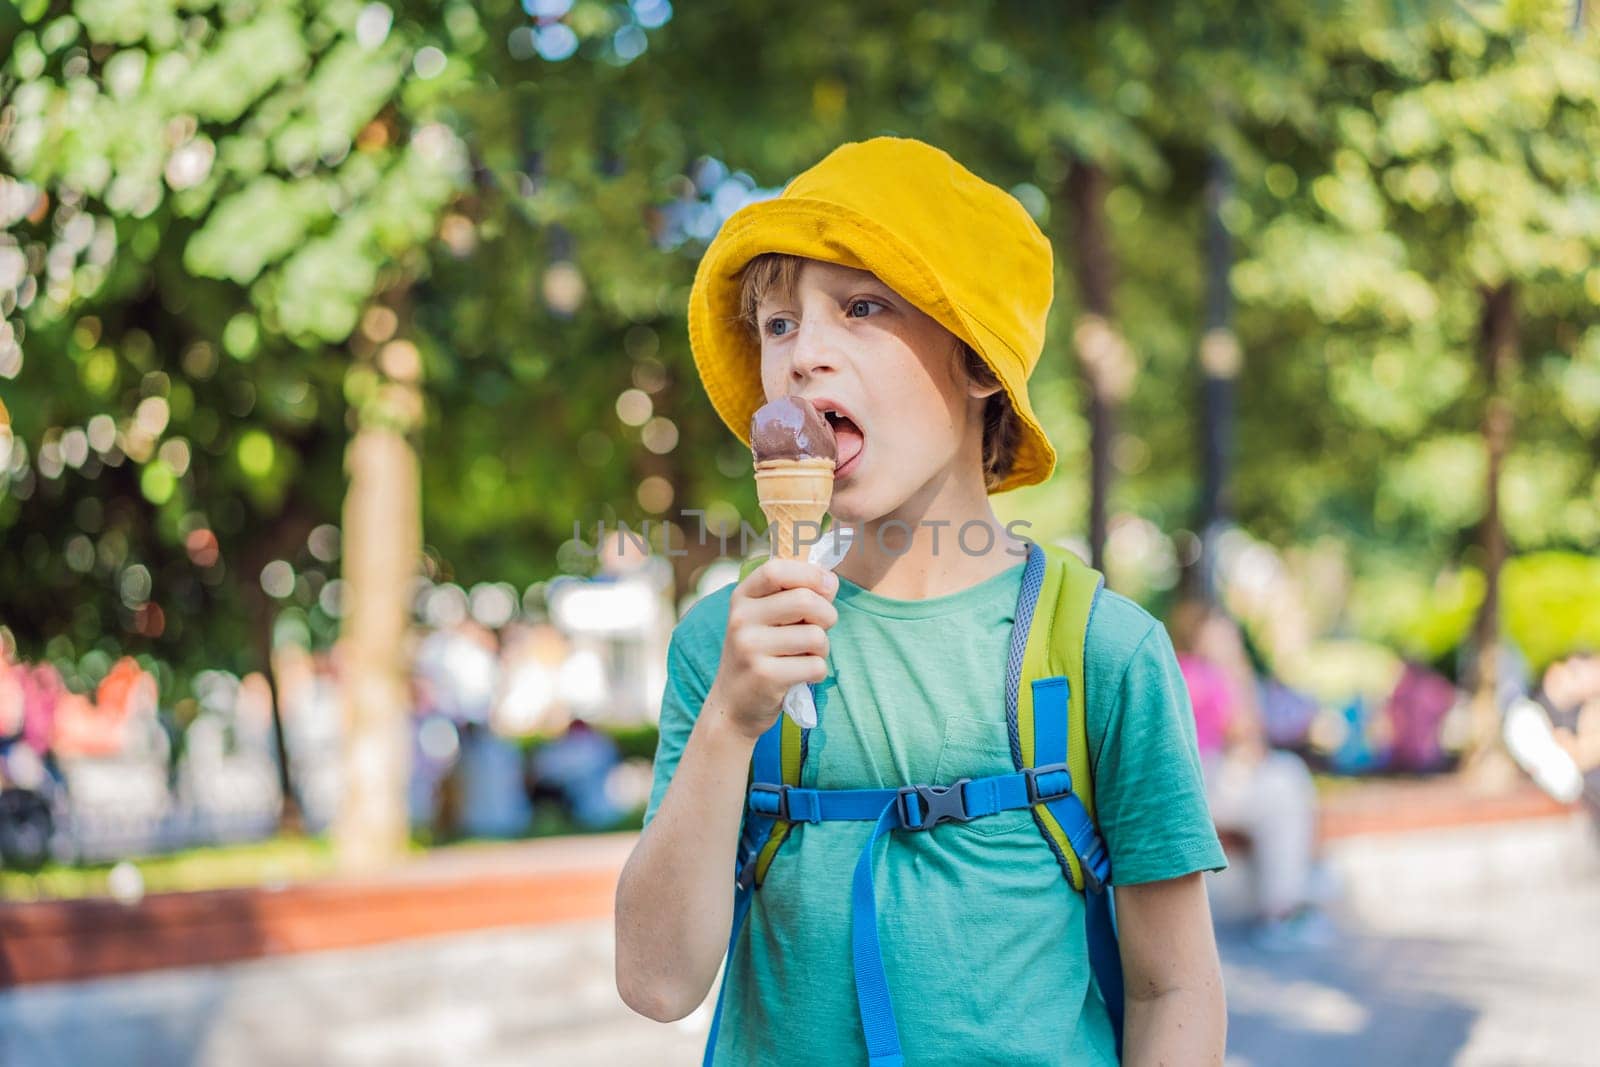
left=750, top=397, right=838, bottom=464
left=831, top=417, right=863, bottom=468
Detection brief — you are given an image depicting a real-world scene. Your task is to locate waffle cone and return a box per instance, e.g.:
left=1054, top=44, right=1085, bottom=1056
left=755, top=458, right=834, bottom=560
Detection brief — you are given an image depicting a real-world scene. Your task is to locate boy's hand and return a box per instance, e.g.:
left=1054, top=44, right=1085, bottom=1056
left=707, top=559, right=839, bottom=742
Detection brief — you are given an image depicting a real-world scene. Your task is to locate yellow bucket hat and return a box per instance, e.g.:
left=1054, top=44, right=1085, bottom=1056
left=687, top=136, right=1058, bottom=493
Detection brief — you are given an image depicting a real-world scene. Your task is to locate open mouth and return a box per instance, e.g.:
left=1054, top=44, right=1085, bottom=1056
left=821, top=408, right=865, bottom=477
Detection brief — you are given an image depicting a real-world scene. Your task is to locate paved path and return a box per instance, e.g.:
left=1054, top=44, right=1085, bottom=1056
left=1219, top=881, right=1600, bottom=1067
left=0, top=919, right=704, bottom=1067
left=4, top=814, right=1597, bottom=1066
left=5, top=879, right=1597, bottom=1067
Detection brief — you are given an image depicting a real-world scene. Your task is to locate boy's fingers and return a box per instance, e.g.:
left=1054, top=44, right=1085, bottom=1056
left=751, top=624, right=829, bottom=659
left=739, top=559, right=838, bottom=600
left=746, top=588, right=838, bottom=629
left=768, top=655, right=830, bottom=687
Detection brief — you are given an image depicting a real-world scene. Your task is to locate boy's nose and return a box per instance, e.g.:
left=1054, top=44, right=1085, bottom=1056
left=788, top=325, right=838, bottom=382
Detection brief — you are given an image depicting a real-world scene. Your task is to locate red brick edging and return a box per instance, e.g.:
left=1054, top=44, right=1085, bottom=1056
left=1318, top=778, right=1577, bottom=839
left=0, top=834, right=634, bottom=988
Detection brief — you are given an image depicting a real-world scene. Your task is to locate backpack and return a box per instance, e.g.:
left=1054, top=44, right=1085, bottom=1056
left=704, top=541, right=1123, bottom=1066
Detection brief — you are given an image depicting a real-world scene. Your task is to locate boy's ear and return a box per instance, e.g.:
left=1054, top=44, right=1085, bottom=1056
left=953, top=336, right=1004, bottom=400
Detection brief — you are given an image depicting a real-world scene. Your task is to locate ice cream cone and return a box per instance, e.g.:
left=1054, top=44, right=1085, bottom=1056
left=756, top=458, right=834, bottom=560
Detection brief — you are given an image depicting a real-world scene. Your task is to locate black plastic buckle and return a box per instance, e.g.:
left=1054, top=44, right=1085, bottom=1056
left=736, top=856, right=759, bottom=891
left=749, top=783, right=789, bottom=821
left=1081, top=863, right=1107, bottom=894
left=896, top=779, right=972, bottom=831
left=1025, top=762, right=1073, bottom=805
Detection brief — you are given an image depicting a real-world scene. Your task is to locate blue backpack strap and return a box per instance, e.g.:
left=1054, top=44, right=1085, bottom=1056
left=703, top=719, right=788, bottom=1066
left=705, top=556, right=809, bottom=1066
left=832, top=545, right=1113, bottom=1065
left=1011, top=542, right=1124, bottom=1051
left=710, top=546, right=1121, bottom=1064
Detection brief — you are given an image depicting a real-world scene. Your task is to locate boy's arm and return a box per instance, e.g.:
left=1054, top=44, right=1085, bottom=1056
left=1083, top=597, right=1230, bottom=1062
left=1116, top=873, right=1227, bottom=1066
left=615, top=562, right=836, bottom=1022
left=614, top=690, right=756, bottom=1021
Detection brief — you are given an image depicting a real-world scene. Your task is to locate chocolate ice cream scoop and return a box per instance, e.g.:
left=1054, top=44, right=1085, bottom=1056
left=750, top=396, right=837, bottom=464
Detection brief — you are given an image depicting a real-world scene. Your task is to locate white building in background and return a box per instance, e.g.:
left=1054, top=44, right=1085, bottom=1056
left=547, top=530, right=674, bottom=726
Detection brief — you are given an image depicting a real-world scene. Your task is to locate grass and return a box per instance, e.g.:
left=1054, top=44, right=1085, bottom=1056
left=0, top=805, right=647, bottom=904
left=0, top=835, right=342, bottom=904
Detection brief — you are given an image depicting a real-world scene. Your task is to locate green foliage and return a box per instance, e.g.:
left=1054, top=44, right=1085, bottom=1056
left=1352, top=551, right=1600, bottom=672
left=0, top=1, right=463, bottom=677
left=1503, top=551, right=1600, bottom=668
left=2, top=0, right=1597, bottom=695
left=1224, top=1, right=1600, bottom=625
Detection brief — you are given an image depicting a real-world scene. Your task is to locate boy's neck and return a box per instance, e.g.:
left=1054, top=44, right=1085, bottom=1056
left=832, top=471, right=1027, bottom=600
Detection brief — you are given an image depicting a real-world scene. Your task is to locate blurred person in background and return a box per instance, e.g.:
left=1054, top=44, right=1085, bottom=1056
left=0, top=650, right=64, bottom=870
left=411, top=618, right=500, bottom=837
left=414, top=618, right=500, bottom=725
left=15, top=659, right=64, bottom=760
left=0, top=653, right=23, bottom=741
left=47, top=657, right=172, bottom=860
left=529, top=718, right=621, bottom=830
left=1542, top=654, right=1600, bottom=781
left=595, top=529, right=674, bottom=724
left=1169, top=600, right=1332, bottom=950
left=1504, top=652, right=1600, bottom=822
left=542, top=528, right=669, bottom=727
left=53, top=656, right=160, bottom=759
left=273, top=643, right=345, bottom=832
left=493, top=621, right=573, bottom=738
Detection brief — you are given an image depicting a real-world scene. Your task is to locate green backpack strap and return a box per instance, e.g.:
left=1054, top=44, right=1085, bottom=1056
left=1013, top=542, right=1124, bottom=1048
left=1015, top=543, right=1105, bottom=891
left=734, top=554, right=806, bottom=887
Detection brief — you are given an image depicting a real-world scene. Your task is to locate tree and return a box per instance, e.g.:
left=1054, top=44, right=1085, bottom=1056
left=1229, top=0, right=1600, bottom=747
left=2, top=1, right=488, bottom=865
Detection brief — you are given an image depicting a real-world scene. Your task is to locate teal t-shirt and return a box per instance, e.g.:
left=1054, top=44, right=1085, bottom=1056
left=644, top=560, right=1226, bottom=1066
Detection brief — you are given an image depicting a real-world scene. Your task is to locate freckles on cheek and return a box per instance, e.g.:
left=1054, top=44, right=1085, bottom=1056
left=758, top=355, right=786, bottom=399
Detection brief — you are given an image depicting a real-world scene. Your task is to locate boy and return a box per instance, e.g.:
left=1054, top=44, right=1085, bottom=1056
left=616, top=137, right=1227, bottom=1065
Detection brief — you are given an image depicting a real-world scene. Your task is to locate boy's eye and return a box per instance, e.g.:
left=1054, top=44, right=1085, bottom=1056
left=764, top=317, right=794, bottom=337
left=847, top=299, right=883, bottom=318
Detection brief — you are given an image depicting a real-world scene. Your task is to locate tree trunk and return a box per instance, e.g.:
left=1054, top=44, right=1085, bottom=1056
left=334, top=371, right=423, bottom=873
left=1467, top=283, right=1517, bottom=771
left=1066, top=159, right=1132, bottom=575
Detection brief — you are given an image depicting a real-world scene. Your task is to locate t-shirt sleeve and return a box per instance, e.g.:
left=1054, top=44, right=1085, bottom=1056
left=643, top=588, right=730, bottom=828
left=1087, top=598, right=1227, bottom=885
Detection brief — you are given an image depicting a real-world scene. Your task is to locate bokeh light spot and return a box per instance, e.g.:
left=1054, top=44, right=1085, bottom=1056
left=637, top=475, right=673, bottom=513
left=308, top=523, right=341, bottom=563
left=413, top=46, right=447, bottom=79
left=542, top=261, right=585, bottom=314
left=140, top=460, right=176, bottom=505
left=632, top=0, right=672, bottom=29
left=535, top=24, right=579, bottom=61
left=120, top=564, right=153, bottom=608
left=237, top=430, right=275, bottom=479
left=615, top=388, right=652, bottom=426
left=260, top=560, right=295, bottom=599
left=185, top=528, right=220, bottom=567
left=87, top=414, right=116, bottom=452
left=641, top=416, right=679, bottom=454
